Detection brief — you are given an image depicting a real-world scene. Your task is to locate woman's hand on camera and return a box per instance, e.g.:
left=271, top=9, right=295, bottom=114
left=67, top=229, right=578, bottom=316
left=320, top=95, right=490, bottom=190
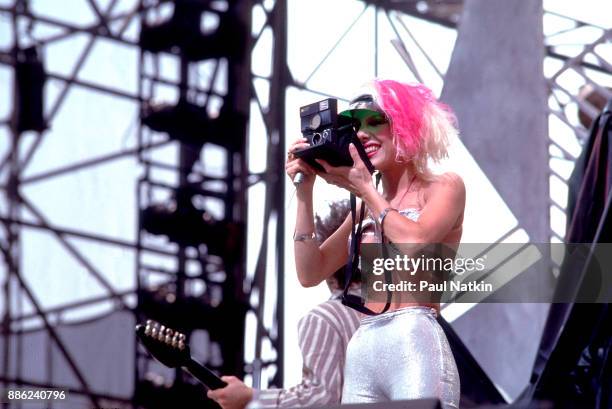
left=315, top=143, right=373, bottom=197
left=286, top=138, right=317, bottom=190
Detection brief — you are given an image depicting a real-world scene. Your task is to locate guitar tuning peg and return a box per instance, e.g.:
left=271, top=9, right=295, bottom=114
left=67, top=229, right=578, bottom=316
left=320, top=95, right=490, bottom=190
left=158, top=325, right=166, bottom=341
left=151, top=324, right=157, bottom=338
left=165, top=328, right=174, bottom=344
left=144, top=321, right=152, bottom=335
left=172, top=333, right=180, bottom=348
left=177, top=333, right=186, bottom=350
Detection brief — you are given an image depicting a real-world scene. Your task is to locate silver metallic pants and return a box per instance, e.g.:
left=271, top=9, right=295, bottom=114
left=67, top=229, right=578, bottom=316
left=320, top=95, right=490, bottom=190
left=342, top=307, right=460, bottom=409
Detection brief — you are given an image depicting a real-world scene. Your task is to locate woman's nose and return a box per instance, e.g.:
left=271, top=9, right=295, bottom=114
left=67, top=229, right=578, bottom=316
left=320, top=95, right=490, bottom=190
left=357, top=130, right=369, bottom=143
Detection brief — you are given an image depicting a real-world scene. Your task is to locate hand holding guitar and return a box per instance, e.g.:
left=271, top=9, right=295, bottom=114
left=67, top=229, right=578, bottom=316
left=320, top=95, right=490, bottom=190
left=135, top=320, right=227, bottom=390
left=207, top=376, right=253, bottom=409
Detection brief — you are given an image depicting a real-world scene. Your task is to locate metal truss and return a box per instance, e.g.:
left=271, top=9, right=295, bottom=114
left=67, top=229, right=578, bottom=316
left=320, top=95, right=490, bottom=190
left=0, top=1, right=144, bottom=405
left=0, top=0, right=286, bottom=406
left=542, top=11, right=612, bottom=243
left=0, top=0, right=610, bottom=405
left=288, top=0, right=611, bottom=258
left=133, top=0, right=252, bottom=401
left=241, top=0, right=288, bottom=389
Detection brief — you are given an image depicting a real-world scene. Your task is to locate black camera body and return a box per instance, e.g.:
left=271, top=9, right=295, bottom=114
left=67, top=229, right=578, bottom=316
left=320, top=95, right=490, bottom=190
left=294, top=98, right=374, bottom=173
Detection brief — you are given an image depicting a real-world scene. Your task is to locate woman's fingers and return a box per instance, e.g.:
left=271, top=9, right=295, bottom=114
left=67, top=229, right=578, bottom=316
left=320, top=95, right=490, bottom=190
left=288, top=138, right=309, bottom=152
left=294, top=159, right=316, bottom=174
left=314, top=159, right=330, bottom=173
left=287, top=140, right=372, bottom=195
left=300, top=160, right=318, bottom=175
left=285, top=163, right=304, bottom=177
left=286, top=138, right=311, bottom=165
left=286, top=160, right=316, bottom=178
left=316, top=160, right=354, bottom=182
left=291, top=142, right=310, bottom=150
left=320, top=175, right=337, bottom=186
left=348, top=143, right=364, bottom=168
left=318, top=171, right=345, bottom=187
left=288, top=145, right=310, bottom=158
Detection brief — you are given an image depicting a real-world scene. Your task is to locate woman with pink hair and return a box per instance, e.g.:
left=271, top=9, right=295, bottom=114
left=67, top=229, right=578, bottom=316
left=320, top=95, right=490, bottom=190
left=285, top=79, right=464, bottom=408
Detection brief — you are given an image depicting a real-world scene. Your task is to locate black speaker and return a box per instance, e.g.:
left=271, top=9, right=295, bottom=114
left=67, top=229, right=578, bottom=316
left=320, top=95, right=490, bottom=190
left=13, top=46, right=47, bottom=133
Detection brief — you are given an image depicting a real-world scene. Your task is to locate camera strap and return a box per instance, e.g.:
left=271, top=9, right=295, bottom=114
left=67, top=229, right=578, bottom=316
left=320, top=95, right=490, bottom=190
left=341, top=172, right=392, bottom=315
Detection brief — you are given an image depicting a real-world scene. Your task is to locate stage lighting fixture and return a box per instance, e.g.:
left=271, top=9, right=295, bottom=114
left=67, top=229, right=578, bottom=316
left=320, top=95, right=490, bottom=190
left=137, top=285, right=248, bottom=338
left=138, top=285, right=218, bottom=333
left=139, top=0, right=246, bottom=61
left=13, top=46, right=47, bottom=133
left=141, top=100, right=246, bottom=151
left=140, top=189, right=244, bottom=256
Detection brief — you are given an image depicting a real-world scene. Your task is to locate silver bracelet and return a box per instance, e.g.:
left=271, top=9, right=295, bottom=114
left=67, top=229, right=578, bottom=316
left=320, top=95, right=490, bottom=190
left=377, top=207, right=397, bottom=227
left=293, top=231, right=316, bottom=242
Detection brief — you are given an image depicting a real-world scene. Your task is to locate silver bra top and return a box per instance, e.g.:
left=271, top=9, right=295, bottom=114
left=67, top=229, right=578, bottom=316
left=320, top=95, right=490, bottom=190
left=352, top=208, right=421, bottom=244
left=365, top=208, right=420, bottom=226
left=347, top=208, right=422, bottom=272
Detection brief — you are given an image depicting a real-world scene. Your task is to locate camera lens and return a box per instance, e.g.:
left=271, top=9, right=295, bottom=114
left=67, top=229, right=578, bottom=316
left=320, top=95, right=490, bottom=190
left=322, top=129, right=331, bottom=142
left=312, top=132, right=322, bottom=145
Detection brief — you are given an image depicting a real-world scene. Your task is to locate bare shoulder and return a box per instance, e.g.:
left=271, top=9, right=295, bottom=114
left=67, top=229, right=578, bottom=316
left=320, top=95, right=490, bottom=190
left=427, top=172, right=465, bottom=196
left=422, top=172, right=465, bottom=230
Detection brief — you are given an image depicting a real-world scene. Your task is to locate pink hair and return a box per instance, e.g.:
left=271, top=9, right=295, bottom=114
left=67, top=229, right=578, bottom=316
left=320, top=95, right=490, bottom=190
left=371, top=79, right=458, bottom=175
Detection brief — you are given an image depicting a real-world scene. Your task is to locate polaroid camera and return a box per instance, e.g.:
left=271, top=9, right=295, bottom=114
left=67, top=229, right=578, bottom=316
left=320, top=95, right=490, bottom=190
left=294, top=98, right=374, bottom=174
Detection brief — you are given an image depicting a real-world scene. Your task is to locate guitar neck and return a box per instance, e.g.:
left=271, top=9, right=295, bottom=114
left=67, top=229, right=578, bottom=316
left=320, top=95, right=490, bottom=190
left=182, top=358, right=227, bottom=390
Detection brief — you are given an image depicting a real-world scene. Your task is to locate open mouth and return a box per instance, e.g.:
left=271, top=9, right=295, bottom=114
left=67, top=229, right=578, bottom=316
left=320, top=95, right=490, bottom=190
left=364, top=143, right=381, bottom=158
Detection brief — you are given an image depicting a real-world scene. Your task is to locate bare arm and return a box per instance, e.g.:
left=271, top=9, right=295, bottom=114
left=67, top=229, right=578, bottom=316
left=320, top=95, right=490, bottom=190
left=293, top=200, right=352, bottom=287
left=286, top=138, right=352, bottom=287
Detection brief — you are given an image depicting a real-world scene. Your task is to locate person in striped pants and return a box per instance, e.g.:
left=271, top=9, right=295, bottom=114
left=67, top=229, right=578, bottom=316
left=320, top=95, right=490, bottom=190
left=208, top=200, right=362, bottom=409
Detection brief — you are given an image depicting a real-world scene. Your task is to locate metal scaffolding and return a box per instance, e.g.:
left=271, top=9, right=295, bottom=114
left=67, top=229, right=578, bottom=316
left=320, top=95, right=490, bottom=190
left=0, top=0, right=610, bottom=406
left=0, top=0, right=286, bottom=406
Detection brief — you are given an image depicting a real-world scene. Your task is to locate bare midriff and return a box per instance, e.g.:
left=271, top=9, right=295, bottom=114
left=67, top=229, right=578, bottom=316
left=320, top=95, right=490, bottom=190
left=360, top=220, right=462, bottom=316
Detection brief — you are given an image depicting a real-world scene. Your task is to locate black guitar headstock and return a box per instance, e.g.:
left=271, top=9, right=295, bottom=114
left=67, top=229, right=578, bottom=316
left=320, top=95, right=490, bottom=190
left=136, top=320, right=190, bottom=368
